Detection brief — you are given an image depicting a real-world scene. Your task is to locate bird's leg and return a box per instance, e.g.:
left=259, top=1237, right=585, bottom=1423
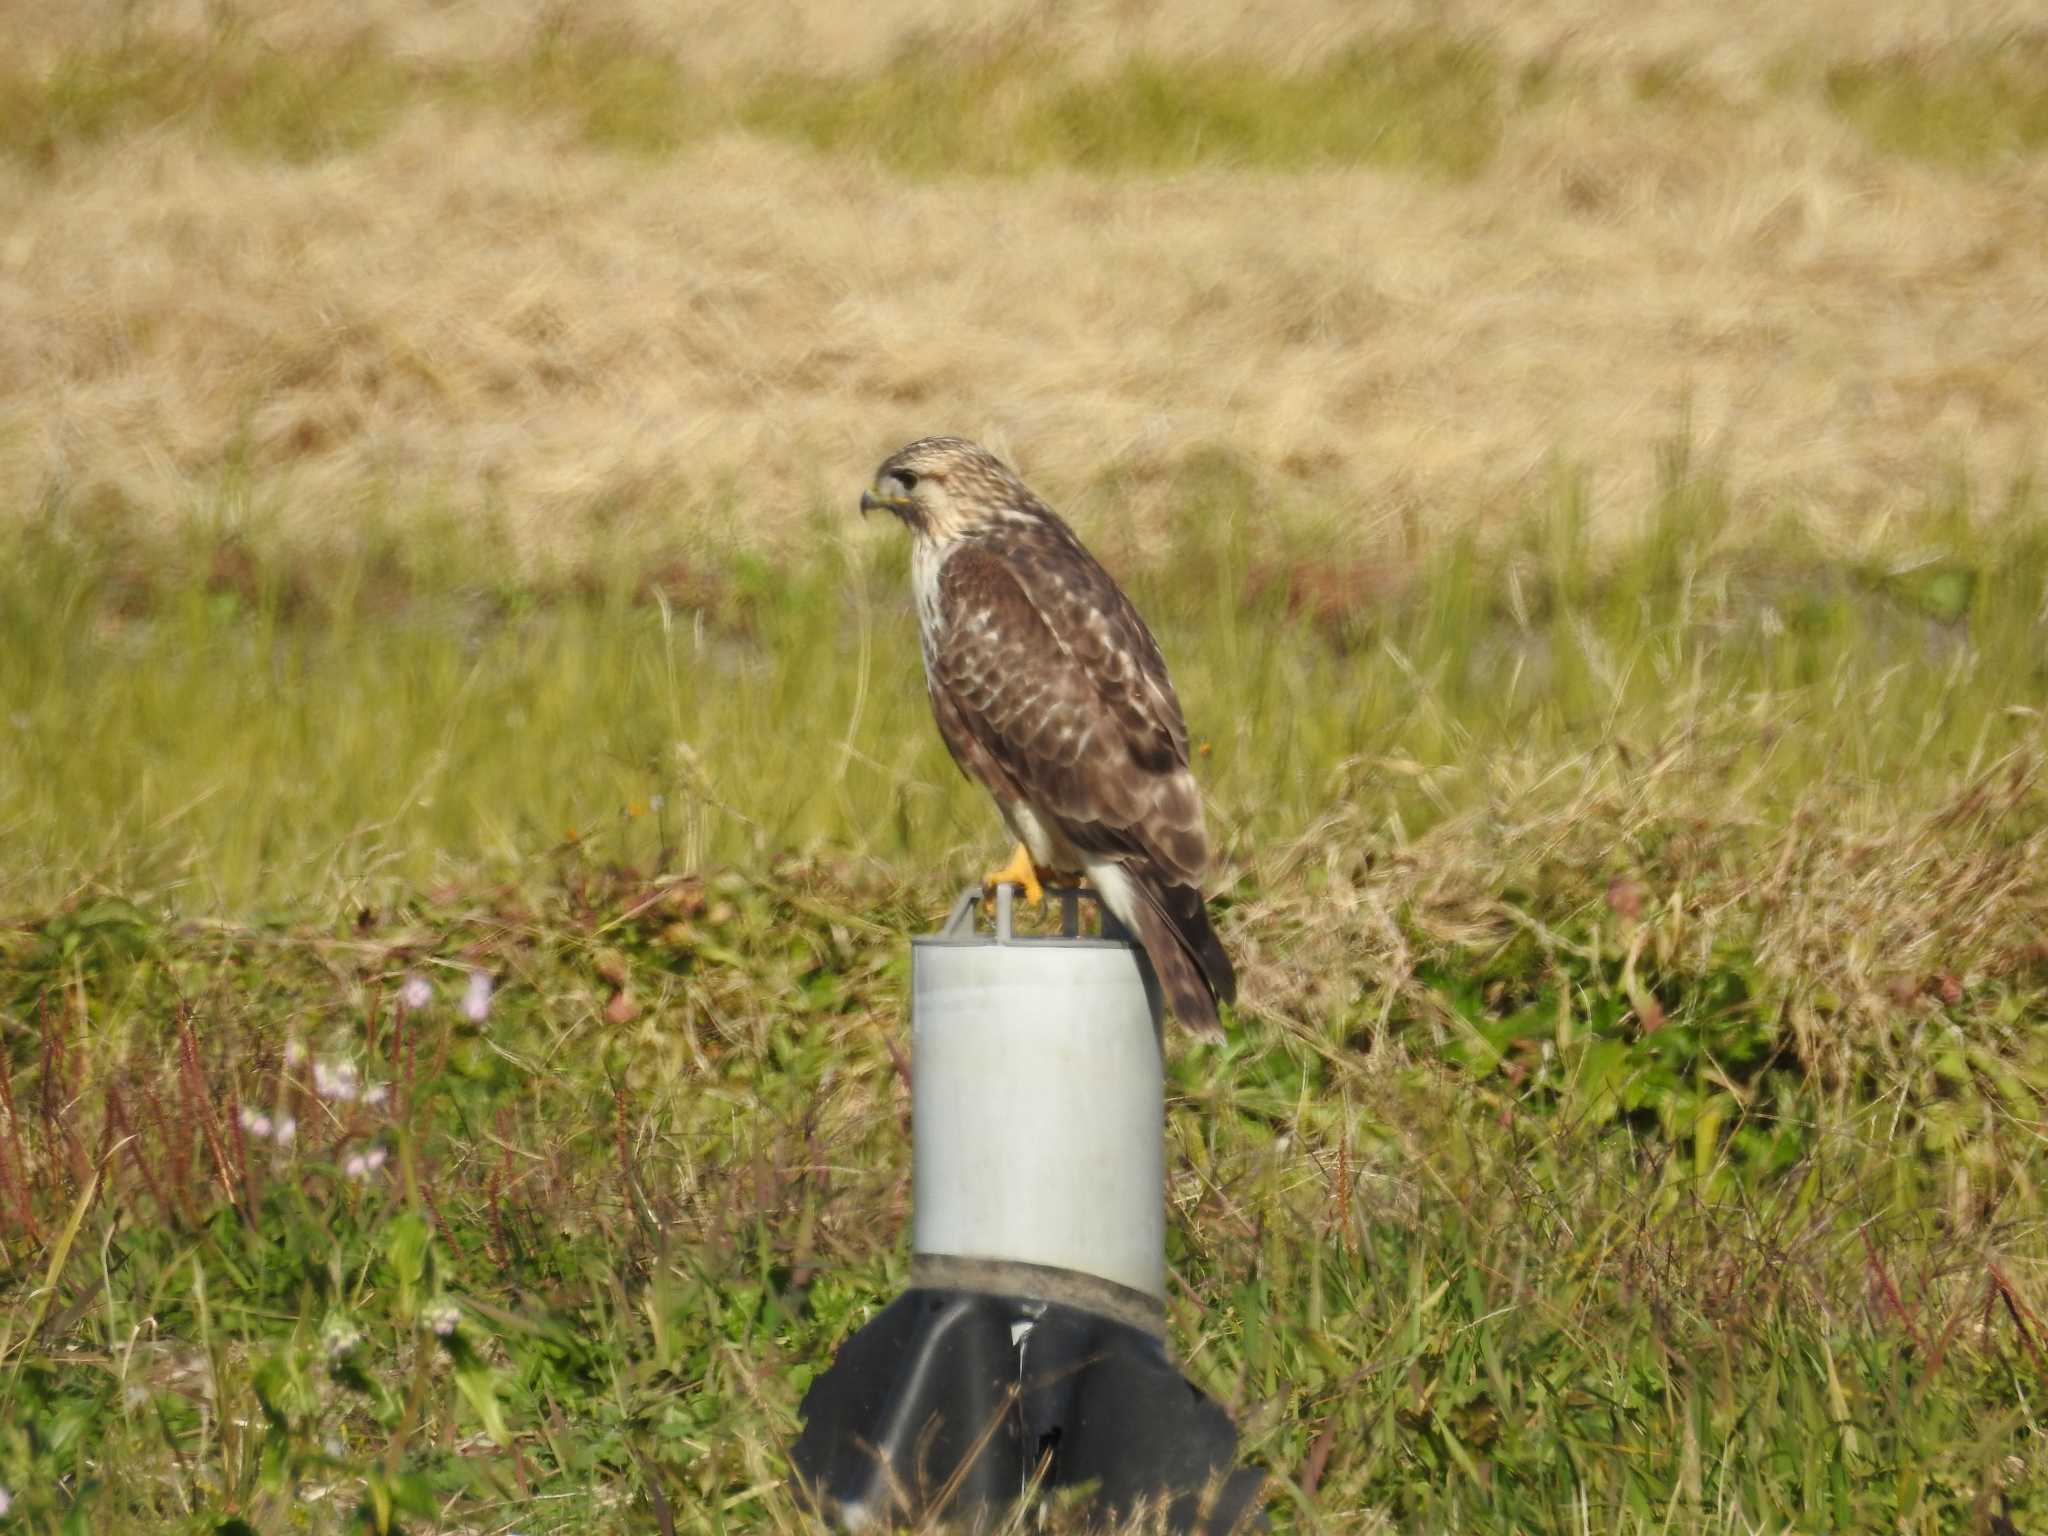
left=983, top=842, right=1047, bottom=906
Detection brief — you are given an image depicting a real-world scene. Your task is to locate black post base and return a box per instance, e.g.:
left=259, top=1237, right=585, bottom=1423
left=792, top=1287, right=1263, bottom=1532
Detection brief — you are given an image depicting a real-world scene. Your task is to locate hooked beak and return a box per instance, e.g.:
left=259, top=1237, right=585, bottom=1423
left=860, top=473, right=914, bottom=520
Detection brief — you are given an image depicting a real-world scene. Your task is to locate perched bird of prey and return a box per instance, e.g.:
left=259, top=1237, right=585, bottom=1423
left=861, top=436, right=1237, bottom=1034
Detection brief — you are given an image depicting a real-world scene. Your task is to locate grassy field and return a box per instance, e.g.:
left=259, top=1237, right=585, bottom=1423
left=6, top=3, right=2048, bottom=1533
left=7, top=458, right=2048, bottom=1532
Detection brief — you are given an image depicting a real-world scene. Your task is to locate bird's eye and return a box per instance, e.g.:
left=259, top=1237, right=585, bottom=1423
left=895, top=469, right=919, bottom=491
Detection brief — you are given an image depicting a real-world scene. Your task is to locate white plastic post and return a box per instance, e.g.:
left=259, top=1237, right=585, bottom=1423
left=909, top=886, right=1166, bottom=1328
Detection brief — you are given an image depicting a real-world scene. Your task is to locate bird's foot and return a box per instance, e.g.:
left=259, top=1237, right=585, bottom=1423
left=983, top=842, right=1048, bottom=907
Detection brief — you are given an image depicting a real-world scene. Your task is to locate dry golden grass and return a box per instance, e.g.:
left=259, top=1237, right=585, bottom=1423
left=2, top=0, right=2045, bottom=568
left=13, top=0, right=2045, bottom=77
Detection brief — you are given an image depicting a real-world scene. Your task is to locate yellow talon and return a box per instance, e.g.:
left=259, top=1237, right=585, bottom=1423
left=983, top=842, right=1046, bottom=906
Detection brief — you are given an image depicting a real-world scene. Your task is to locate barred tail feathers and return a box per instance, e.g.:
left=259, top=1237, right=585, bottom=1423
left=1089, top=859, right=1235, bottom=1036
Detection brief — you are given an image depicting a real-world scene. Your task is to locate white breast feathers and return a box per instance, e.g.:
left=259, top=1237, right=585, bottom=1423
left=910, top=540, right=949, bottom=664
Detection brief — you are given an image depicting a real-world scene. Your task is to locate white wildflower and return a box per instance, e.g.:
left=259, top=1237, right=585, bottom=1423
left=423, top=1300, right=461, bottom=1337
left=313, top=1060, right=360, bottom=1102
left=0, top=1484, right=12, bottom=1515
left=274, top=1114, right=297, bottom=1146
left=322, top=1319, right=362, bottom=1358
left=399, top=972, right=433, bottom=1011
left=364, top=1146, right=388, bottom=1172
left=238, top=1107, right=272, bottom=1139
left=363, top=1082, right=390, bottom=1107
left=461, top=968, right=494, bottom=1024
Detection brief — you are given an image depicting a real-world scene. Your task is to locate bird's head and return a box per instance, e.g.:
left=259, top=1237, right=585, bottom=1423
left=860, top=436, right=1034, bottom=543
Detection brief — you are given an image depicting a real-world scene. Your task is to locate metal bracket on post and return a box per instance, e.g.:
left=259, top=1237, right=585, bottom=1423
left=938, top=882, right=1132, bottom=944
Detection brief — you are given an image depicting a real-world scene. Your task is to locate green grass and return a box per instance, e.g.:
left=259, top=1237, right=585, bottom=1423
left=6, top=454, right=2048, bottom=1530
left=1824, top=38, right=2048, bottom=166
left=6, top=451, right=2046, bottom=910
left=743, top=35, right=1507, bottom=178
left=14, top=26, right=2048, bottom=180
left=0, top=29, right=1512, bottom=178
left=3, top=837, right=2048, bottom=1531
left=0, top=37, right=415, bottom=165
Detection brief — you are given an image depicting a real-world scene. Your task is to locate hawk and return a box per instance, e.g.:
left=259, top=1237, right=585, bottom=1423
left=861, top=436, right=1237, bottom=1034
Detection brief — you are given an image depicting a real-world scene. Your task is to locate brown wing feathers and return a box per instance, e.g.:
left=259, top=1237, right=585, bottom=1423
left=930, top=536, right=1236, bottom=1028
